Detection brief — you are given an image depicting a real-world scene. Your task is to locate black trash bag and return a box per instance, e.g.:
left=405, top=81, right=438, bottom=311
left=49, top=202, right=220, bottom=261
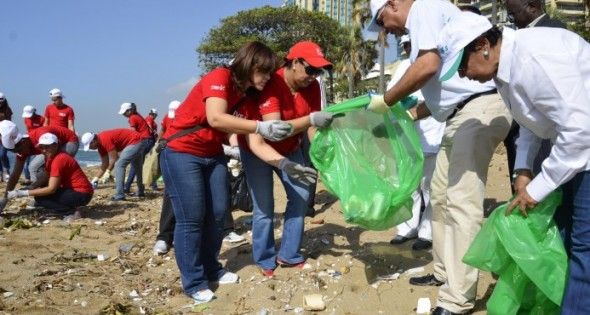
left=229, top=170, right=253, bottom=212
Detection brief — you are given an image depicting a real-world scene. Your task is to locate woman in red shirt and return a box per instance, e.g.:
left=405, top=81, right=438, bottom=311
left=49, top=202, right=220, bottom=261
left=6, top=132, right=92, bottom=219
left=239, top=41, right=337, bottom=277
left=159, top=41, right=292, bottom=304
left=22, top=105, right=45, bottom=185
left=119, top=102, right=153, bottom=195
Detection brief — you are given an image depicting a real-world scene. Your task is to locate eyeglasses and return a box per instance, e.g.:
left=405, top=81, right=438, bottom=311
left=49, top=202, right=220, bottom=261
left=376, top=2, right=392, bottom=27
left=300, top=60, right=324, bottom=77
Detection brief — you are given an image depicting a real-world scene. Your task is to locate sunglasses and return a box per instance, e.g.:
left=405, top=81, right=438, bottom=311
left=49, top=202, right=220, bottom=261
left=300, top=60, right=324, bottom=77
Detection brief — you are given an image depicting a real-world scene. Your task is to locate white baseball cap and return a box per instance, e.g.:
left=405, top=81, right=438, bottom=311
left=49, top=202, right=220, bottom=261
left=37, top=132, right=58, bottom=146
left=118, top=102, right=133, bottom=115
left=438, top=12, right=492, bottom=81
left=22, top=105, right=35, bottom=118
left=0, top=120, right=23, bottom=150
left=149, top=108, right=157, bottom=115
left=168, top=100, right=181, bottom=119
left=49, top=88, right=64, bottom=99
left=367, top=0, right=388, bottom=32
left=0, top=92, right=5, bottom=100
left=80, top=132, right=96, bottom=151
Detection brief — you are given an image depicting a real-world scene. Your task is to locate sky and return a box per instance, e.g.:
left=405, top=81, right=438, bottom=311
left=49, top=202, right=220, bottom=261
left=0, top=0, right=397, bottom=133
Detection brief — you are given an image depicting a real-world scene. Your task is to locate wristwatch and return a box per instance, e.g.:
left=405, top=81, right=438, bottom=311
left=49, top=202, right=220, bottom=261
left=511, top=169, right=532, bottom=184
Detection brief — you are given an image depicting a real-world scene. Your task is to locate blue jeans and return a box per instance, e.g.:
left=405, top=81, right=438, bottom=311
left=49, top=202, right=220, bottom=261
left=0, top=144, right=10, bottom=175
left=35, top=188, right=92, bottom=213
left=555, top=170, right=590, bottom=314
left=114, top=140, right=147, bottom=199
left=24, top=156, right=31, bottom=180
left=160, top=148, right=229, bottom=295
left=241, top=148, right=309, bottom=270
left=125, top=137, right=155, bottom=192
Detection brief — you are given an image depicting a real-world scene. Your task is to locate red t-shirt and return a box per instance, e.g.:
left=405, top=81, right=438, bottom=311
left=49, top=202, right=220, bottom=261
left=161, top=115, right=171, bottom=133
left=128, top=113, right=151, bottom=139
left=97, top=129, right=141, bottom=157
left=46, top=152, right=93, bottom=194
left=24, top=114, right=45, bottom=132
left=165, top=68, right=245, bottom=157
left=44, top=103, right=75, bottom=128
left=17, top=126, right=78, bottom=161
left=238, top=68, right=321, bottom=155
left=145, top=115, right=157, bottom=134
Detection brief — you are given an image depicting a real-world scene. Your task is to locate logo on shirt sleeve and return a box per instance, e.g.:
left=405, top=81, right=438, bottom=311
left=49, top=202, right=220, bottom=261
left=211, top=85, right=226, bottom=91
left=260, top=100, right=271, bottom=108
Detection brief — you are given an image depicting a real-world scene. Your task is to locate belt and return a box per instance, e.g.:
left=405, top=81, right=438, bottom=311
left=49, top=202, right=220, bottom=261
left=446, top=89, right=498, bottom=121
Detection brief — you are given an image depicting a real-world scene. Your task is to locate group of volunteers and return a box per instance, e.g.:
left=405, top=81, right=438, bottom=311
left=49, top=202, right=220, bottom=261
left=366, top=0, right=589, bottom=314
left=0, top=0, right=587, bottom=312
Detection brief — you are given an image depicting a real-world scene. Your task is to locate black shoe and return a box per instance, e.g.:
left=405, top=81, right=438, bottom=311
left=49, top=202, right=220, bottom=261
left=412, top=238, right=432, bottom=251
left=409, top=274, right=444, bottom=286
left=432, top=306, right=461, bottom=315
left=389, top=235, right=413, bottom=245
left=305, top=207, right=315, bottom=217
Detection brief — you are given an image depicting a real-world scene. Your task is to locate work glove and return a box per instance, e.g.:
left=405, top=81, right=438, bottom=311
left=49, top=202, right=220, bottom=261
left=91, top=177, right=99, bottom=188
left=309, top=111, right=344, bottom=129
left=223, top=145, right=241, bottom=160
left=99, top=169, right=112, bottom=184
left=278, top=158, right=317, bottom=186
left=366, top=94, right=389, bottom=114
left=256, top=120, right=293, bottom=142
left=7, top=190, right=29, bottom=200
left=399, top=95, right=418, bottom=109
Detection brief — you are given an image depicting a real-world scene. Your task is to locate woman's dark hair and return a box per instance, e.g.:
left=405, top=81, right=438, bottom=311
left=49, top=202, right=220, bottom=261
left=230, top=41, right=278, bottom=92
left=465, top=25, right=503, bottom=53
left=459, top=5, right=482, bottom=15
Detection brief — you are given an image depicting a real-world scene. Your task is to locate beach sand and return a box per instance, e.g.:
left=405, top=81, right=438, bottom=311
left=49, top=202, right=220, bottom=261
left=0, top=147, right=510, bottom=315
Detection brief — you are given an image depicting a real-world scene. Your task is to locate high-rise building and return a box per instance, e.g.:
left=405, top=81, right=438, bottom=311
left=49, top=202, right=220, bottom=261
left=284, top=0, right=354, bottom=26
left=452, top=0, right=588, bottom=26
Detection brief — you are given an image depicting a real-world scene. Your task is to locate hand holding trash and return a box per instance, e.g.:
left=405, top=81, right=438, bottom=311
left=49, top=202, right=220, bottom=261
left=99, top=169, right=112, bottom=184
left=366, top=94, right=389, bottom=114
left=309, top=111, right=344, bottom=128
left=278, top=158, right=317, bottom=186
left=256, top=120, right=293, bottom=142
left=7, top=190, right=29, bottom=200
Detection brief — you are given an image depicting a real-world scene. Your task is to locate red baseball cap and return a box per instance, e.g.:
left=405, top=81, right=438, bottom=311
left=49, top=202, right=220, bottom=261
left=286, top=41, right=333, bottom=69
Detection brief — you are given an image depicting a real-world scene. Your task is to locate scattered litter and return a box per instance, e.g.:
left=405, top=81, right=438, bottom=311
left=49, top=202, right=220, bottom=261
left=303, top=294, right=326, bottom=311
left=293, top=307, right=304, bottom=313
left=376, top=272, right=400, bottom=281
left=321, top=237, right=330, bottom=245
left=416, top=297, right=431, bottom=314
left=311, top=218, right=324, bottom=224
left=94, top=220, right=104, bottom=226
left=340, top=266, right=350, bottom=274
left=80, top=301, right=88, bottom=307
left=119, top=243, right=135, bottom=254
left=97, top=254, right=108, bottom=261
left=404, top=267, right=425, bottom=276
left=257, top=309, right=269, bottom=315
left=3, top=292, right=14, bottom=298
left=69, top=225, right=82, bottom=240
left=42, top=219, right=50, bottom=225
left=302, top=263, right=313, bottom=270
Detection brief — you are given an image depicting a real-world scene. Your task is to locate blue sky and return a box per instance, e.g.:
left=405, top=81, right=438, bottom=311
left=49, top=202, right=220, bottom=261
left=0, top=0, right=396, bottom=133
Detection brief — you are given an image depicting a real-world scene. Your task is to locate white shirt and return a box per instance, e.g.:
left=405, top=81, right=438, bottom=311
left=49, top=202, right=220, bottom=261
left=388, top=59, right=445, bottom=154
left=495, top=27, right=590, bottom=202
left=405, top=0, right=496, bottom=122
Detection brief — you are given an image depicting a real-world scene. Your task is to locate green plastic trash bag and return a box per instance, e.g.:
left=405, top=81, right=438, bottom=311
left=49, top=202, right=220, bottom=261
left=463, top=191, right=567, bottom=315
left=310, top=94, right=424, bottom=230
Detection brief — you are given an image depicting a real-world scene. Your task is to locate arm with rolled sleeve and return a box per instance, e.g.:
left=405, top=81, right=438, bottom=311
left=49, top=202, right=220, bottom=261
left=518, top=55, right=590, bottom=202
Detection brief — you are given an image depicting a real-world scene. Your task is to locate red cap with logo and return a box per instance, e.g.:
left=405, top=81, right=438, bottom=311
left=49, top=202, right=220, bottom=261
left=286, top=41, right=333, bottom=69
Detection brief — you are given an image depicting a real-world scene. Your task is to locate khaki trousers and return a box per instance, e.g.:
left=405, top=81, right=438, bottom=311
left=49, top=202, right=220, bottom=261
left=430, top=94, right=511, bottom=313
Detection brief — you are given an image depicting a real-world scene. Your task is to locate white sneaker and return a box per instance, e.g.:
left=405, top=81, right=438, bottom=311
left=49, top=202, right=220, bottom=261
left=218, top=271, right=239, bottom=284
left=153, top=240, right=169, bottom=255
left=191, top=289, right=215, bottom=304
left=223, top=231, right=245, bottom=243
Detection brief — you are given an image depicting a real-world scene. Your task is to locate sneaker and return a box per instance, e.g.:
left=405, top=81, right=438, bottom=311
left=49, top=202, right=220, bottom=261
left=25, top=201, right=43, bottom=210
left=63, top=210, right=82, bottom=223
left=223, top=231, right=245, bottom=243
left=277, top=258, right=306, bottom=269
left=191, top=289, right=215, bottom=304
left=4, top=174, right=9, bottom=182
left=153, top=240, right=169, bottom=255
left=260, top=268, right=274, bottom=278
left=218, top=271, right=239, bottom=284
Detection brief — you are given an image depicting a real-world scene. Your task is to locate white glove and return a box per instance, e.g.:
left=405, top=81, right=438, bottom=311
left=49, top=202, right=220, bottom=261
left=278, top=158, right=317, bottom=186
left=309, top=111, right=342, bottom=128
left=7, top=190, right=29, bottom=200
left=223, top=145, right=241, bottom=160
left=366, top=94, right=390, bottom=114
left=91, top=177, right=99, bottom=184
left=256, top=120, right=293, bottom=142
left=99, top=170, right=112, bottom=184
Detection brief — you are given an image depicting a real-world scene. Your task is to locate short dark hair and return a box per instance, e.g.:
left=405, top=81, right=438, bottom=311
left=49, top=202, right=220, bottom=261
left=230, top=41, right=278, bottom=92
left=465, top=25, right=503, bottom=53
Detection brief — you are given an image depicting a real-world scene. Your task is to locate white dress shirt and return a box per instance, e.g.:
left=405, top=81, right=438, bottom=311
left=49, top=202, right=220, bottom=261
left=494, top=27, right=590, bottom=202
left=388, top=59, right=445, bottom=154
left=405, top=0, right=496, bottom=122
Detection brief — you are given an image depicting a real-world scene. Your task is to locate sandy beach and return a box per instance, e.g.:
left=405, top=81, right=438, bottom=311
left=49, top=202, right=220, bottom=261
left=0, top=146, right=510, bottom=315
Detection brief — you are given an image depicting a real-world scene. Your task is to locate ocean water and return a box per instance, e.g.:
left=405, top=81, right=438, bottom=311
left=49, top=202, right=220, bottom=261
left=5, top=150, right=102, bottom=168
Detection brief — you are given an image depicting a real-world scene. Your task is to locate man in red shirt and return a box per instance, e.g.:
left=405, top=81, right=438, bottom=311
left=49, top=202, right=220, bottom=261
left=44, top=88, right=75, bottom=132
left=6, top=132, right=92, bottom=221
left=22, top=105, right=46, bottom=185
left=0, top=121, right=79, bottom=209
left=80, top=129, right=147, bottom=201
left=119, top=102, right=155, bottom=193
left=145, top=108, right=158, bottom=138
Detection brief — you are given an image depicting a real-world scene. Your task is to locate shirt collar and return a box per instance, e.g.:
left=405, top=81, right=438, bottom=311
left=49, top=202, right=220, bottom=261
left=496, top=27, right=516, bottom=85
left=527, top=13, right=546, bottom=28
